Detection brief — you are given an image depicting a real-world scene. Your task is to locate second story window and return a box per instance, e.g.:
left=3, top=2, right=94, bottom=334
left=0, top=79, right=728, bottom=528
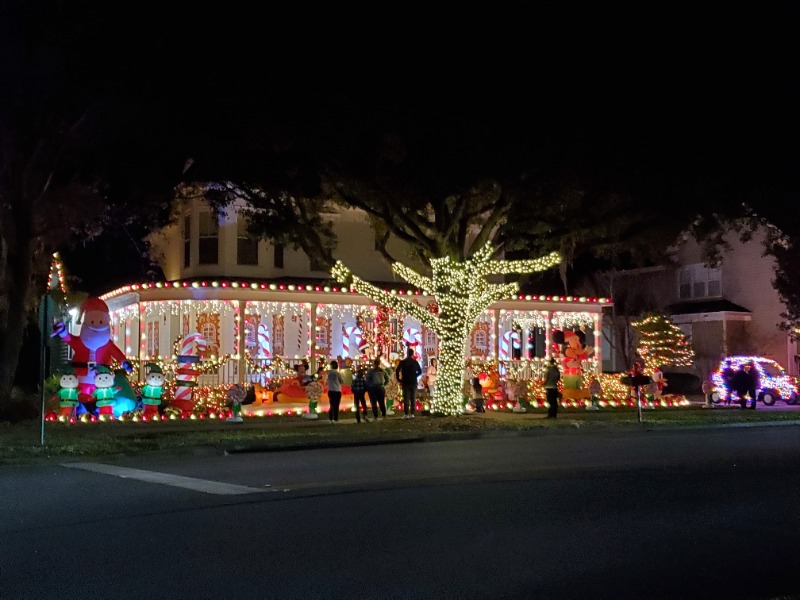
left=273, top=243, right=284, bottom=269
left=198, top=211, right=219, bottom=265
left=237, top=219, right=259, bottom=266
left=679, top=264, right=722, bottom=300
left=183, top=215, right=191, bottom=268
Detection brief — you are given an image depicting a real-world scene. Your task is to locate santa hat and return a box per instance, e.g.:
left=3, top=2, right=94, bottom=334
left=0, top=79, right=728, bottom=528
left=79, top=297, right=109, bottom=322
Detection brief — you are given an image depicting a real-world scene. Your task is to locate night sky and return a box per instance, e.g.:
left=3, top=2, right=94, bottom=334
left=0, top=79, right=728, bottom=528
left=19, top=2, right=797, bottom=294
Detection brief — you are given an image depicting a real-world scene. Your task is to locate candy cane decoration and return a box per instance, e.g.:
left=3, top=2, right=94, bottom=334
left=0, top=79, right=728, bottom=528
left=342, top=325, right=362, bottom=357
left=257, top=323, right=271, bottom=358
left=174, top=332, right=207, bottom=408
left=403, top=327, right=422, bottom=348
left=499, top=330, right=521, bottom=360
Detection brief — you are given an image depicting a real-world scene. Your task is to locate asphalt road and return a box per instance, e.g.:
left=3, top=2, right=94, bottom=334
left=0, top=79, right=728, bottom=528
left=2, top=424, right=799, bottom=600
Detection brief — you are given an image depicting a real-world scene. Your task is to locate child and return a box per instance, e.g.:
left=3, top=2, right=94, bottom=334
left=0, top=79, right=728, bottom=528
left=471, top=377, right=485, bottom=413
left=351, top=367, right=370, bottom=423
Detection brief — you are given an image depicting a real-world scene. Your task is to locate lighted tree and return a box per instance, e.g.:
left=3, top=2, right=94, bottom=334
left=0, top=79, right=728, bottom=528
left=333, top=243, right=561, bottom=415
left=632, top=313, right=695, bottom=372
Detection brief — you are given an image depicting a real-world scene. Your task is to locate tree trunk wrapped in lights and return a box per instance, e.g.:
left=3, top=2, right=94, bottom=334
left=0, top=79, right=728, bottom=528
left=332, top=244, right=561, bottom=416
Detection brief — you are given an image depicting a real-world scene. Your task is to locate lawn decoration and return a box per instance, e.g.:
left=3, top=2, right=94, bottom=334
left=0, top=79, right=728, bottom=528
left=141, top=363, right=165, bottom=418
left=303, top=378, right=323, bottom=419
left=555, top=329, right=592, bottom=402
left=57, top=369, right=80, bottom=421
left=92, top=365, right=119, bottom=419
left=51, top=296, right=132, bottom=412
left=226, top=384, right=247, bottom=423
left=172, top=332, right=207, bottom=416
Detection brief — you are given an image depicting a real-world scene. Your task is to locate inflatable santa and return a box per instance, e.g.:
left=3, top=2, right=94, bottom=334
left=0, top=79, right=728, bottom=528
left=53, top=296, right=132, bottom=411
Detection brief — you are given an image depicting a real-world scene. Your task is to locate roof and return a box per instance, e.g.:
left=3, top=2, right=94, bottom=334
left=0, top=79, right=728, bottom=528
left=667, top=299, right=751, bottom=315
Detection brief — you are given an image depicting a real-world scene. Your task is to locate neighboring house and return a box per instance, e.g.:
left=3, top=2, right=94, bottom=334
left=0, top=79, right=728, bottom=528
left=590, top=226, right=797, bottom=378
left=94, top=197, right=611, bottom=385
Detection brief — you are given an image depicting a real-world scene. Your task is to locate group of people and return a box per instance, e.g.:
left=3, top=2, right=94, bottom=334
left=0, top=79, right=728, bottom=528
left=719, top=359, right=760, bottom=409
left=311, top=347, right=435, bottom=423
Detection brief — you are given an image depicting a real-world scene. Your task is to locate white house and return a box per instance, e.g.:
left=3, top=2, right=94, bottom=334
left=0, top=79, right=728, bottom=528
left=98, top=197, right=611, bottom=385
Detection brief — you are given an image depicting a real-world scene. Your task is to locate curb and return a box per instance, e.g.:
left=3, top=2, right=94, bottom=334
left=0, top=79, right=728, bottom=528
left=221, top=419, right=800, bottom=455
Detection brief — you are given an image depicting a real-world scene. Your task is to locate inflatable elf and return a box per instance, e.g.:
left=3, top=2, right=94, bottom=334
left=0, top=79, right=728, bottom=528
left=57, top=369, right=80, bottom=420
left=141, top=363, right=165, bottom=418
left=92, top=365, right=119, bottom=419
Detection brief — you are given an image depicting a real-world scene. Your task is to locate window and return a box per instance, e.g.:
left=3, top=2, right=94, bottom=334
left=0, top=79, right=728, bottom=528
left=237, top=219, right=259, bottom=265
left=273, top=243, right=284, bottom=269
left=198, top=211, right=218, bottom=265
left=678, top=264, right=722, bottom=300
left=183, top=215, right=191, bottom=268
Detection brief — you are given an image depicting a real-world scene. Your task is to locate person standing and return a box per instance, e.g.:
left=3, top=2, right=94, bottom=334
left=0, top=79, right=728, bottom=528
left=543, top=357, right=561, bottom=419
left=721, top=358, right=736, bottom=405
left=471, top=376, right=485, bottom=412
left=732, top=363, right=752, bottom=410
left=326, top=360, right=344, bottom=423
left=396, top=347, right=423, bottom=419
left=746, top=360, right=760, bottom=410
left=366, top=358, right=389, bottom=419
left=426, top=357, right=438, bottom=399
left=350, top=366, right=370, bottom=423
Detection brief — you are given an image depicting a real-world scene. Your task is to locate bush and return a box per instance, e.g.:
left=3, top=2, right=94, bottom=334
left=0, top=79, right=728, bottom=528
left=662, top=372, right=702, bottom=395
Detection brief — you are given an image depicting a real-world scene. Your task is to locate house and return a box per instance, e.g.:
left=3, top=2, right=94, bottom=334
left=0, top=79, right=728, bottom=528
left=93, top=197, right=611, bottom=387
left=592, top=225, right=797, bottom=379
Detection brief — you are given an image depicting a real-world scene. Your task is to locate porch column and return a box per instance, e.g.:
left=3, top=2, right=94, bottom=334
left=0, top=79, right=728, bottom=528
left=309, top=302, right=318, bottom=372
left=544, top=311, right=551, bottom=360
left=593, top=313, right=601, bottom=374
left=492, top=309, right=499, bottom=359
left=237, top=300, right=246, bottom=384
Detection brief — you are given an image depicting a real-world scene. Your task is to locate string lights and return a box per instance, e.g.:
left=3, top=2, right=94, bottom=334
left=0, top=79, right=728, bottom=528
left=333, top=243, right=562, bottom=415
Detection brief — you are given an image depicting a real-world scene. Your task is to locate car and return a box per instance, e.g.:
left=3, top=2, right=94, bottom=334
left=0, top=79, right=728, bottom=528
left=710, top=356, right=799, bottom=406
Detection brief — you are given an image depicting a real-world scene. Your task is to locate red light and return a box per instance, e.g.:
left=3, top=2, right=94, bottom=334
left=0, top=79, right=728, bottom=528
left=221, top=282, right=228, bottom=288
left=279, top=285, right=285, bottom=290
left=260, top=284, right=266, bottom=289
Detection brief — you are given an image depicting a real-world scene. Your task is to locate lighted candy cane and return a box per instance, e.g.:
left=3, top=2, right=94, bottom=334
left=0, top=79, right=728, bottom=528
left=499, top=330, right=521, bottom=360
left=174, top=332, right=207, bottom=405
left=257, top=323, right=271, bottom=358
left=342, top=325, right=361, bottom=357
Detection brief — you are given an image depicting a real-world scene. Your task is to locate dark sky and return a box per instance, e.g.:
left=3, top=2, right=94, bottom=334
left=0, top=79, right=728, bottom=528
left=21, top=2, right=798, bottom=293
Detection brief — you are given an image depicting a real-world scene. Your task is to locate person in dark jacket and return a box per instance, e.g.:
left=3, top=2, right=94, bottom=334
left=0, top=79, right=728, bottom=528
left=366, top=359, right=388, bottom=419
left=395, top=347, right=422, bottom=419
left=721, top=359, right=736, bottom=405
left=732, top=363, right=756, bottom=410
left=745, top=360, right=760, bottom=409
left=543, top=357, right=561, bottom=419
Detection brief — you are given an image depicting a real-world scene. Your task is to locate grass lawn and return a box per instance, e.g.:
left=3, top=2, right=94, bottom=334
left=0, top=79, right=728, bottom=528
left=2, top=405, right=799, bottom=466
